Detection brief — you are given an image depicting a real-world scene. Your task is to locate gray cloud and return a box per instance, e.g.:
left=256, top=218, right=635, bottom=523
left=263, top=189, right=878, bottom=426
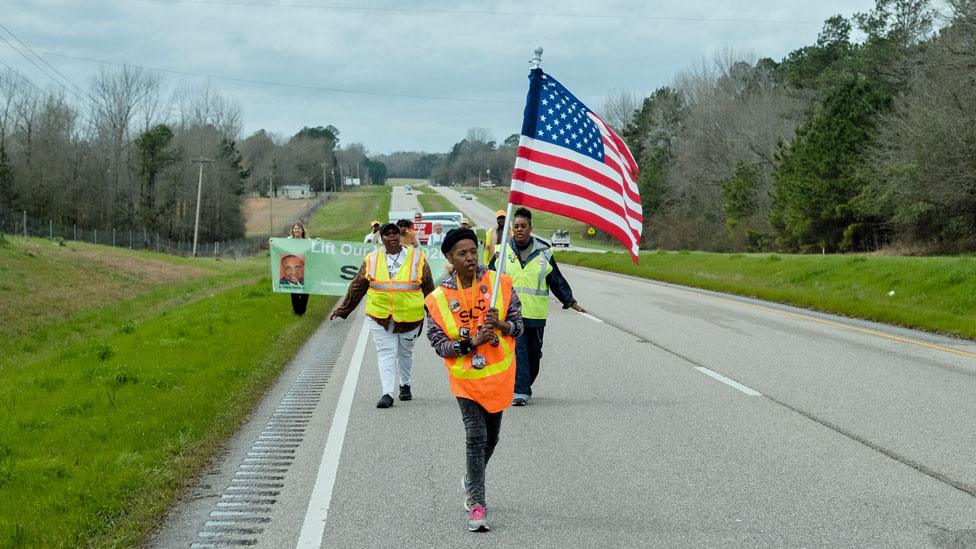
left=4, top=0, right=869, bottom=153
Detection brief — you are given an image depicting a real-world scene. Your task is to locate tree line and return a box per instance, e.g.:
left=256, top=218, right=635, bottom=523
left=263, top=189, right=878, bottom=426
left=0, top=66, right=395, bottom=242
left=618, top=0, right=976, bottom=253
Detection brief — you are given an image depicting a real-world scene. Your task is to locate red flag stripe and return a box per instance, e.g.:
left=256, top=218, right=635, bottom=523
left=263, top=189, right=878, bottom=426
left=513, top=152, right=638, bottom=220
left=517, top=140, right=642, bottom=218
left=512, top=167, right=630, bottom=223
left=510, top=190, right=639, bottom=257
left=509, top=179, right=641, bottom=254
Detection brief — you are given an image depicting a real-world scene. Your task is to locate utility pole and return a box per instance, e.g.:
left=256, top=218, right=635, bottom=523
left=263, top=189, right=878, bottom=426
left=269, top=172, right=275, bottom=236
left=338, top=163, right=344, bottom=190
left=190, top=156, right=213, bottom=257
left=320, top=161, right=329, bottom=193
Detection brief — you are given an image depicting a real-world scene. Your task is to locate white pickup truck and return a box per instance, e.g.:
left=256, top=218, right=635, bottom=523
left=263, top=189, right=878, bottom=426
left=551, top=230, right=571, bottom=248
left=389, top=210, right=463, bottom=245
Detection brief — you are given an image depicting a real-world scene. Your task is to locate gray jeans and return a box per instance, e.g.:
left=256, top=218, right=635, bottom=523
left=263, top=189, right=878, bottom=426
left=457, top=398, right=503, bottom=506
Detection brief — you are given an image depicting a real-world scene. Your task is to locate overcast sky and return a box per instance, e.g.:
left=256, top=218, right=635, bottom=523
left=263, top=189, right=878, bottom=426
left=3, top=0, right=873, bottom=155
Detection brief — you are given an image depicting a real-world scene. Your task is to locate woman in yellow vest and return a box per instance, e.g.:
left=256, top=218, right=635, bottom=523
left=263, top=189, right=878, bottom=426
left=425, top=228, right=524, bottom=533
left=488, top=207, right=586, bottom=406
left=331, top=223, right=434, bottom=408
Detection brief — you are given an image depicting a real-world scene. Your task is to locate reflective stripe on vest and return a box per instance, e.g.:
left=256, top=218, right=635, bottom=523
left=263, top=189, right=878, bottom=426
left=504, top=243, right=552, bottom=320
left=425, top=271, right=514, bottom=380
left=364, top=247, right=426, bottom=322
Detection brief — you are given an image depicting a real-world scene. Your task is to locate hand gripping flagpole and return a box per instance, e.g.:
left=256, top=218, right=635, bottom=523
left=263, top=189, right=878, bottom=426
left=488, top=46, right=543, bottom=312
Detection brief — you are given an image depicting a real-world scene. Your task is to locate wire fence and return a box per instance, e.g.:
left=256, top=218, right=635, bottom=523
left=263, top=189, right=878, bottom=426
left=0, top=211, right=270, bottom=259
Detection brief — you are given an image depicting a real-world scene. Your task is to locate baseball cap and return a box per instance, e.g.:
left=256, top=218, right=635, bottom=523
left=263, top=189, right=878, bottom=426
left=370, top=220, right=380, bottom=227
left=495, top=210, right=506, bottom=218
left=379, top=222, right=400, bottom=235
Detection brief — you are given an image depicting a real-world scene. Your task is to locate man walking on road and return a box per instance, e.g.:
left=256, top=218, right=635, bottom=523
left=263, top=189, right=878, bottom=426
left=425, top=228, right=523, bottom=532
left=331, top=223, right=435, bottom=408
left=483, top=210, right=506, bottom=265
left=489, top=207, right=585, bottom=406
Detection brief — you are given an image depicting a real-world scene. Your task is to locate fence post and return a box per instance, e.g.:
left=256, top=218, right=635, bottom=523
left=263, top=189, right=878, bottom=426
left=156, top=233, right=159, bottom=252
left=94, top=228, right=98, bottom=245
left=23, top=211, right=27, bottom=237
left=73, top=224, right=77, bottom=241
left=128, top=229, right=132, bottom=249
left=112, top=228, right=116, bottom=247
left=143, top=228, right=147, bottom=250
left=49, top=219, right=53, bottom=238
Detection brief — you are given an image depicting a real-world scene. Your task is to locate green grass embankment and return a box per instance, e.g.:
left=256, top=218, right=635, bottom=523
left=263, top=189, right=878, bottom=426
left=307, top=185, right=391, bottom=241
left=416, top=188, right=456, bottom=213
left=557, top=250, right=976, bottom=340
left=0, top=237, right=336, bottom=547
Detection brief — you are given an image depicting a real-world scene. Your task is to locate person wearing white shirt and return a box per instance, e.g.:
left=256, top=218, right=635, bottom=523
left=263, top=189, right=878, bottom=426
left=427, top=222, right=446, bottom=246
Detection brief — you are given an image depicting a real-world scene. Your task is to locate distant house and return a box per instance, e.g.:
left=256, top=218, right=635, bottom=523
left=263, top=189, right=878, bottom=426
left=278, top=184, right=310, bottom=199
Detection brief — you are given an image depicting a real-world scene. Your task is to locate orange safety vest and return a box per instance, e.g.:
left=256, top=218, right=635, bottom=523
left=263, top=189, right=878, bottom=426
left=424, top=271, right=516, bottom=413
left=364, top=247, right=426, bottom=323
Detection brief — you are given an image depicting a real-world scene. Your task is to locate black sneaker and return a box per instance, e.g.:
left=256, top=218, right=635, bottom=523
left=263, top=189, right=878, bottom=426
left=512, top=398, right=527, bottom=407
left=399, top=384, right=412, bottom=401
left=376, top=394, right=394, bottom=408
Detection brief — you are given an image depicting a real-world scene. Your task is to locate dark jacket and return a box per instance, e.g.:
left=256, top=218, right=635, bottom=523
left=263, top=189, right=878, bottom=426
left=488, top=236, right=577, bottom=327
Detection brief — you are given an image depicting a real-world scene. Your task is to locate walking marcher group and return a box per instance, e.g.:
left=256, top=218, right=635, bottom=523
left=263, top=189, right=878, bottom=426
left=318, top=208, right=584, bottom=532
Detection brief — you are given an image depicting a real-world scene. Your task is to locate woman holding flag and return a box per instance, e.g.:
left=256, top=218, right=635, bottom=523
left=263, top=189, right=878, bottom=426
left=425, top=228, right=523, bottom=532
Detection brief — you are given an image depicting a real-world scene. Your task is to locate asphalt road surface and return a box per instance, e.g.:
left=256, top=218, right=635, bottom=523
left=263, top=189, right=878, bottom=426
left=150, top=186, right=976, bottom=548
left=151, top=266, right=976, bottom=548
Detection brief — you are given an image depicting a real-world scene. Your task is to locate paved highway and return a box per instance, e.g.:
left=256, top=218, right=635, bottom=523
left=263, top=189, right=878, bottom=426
left=151, top=187, right=976, bottom=548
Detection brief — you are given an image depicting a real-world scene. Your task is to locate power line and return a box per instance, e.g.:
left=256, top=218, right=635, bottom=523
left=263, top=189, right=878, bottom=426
left=41, top=51, right=522, bottom=105
left=138, top=0, right=823, bottom=25
left=0, top=23, right=91, bottom=101
left=0, top=33, right=87, bottom=103
left=0, top=58, right=45, bottom=93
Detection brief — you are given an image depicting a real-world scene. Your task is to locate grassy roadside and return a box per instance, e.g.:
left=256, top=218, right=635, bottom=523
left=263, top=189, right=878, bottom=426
left=0, top=237, right=337, bottom=547
left=415, top=188, right=456, bottom=213
left=558, top=250, right=976, bottom=340
left=306, top=185, right=391, bottom=241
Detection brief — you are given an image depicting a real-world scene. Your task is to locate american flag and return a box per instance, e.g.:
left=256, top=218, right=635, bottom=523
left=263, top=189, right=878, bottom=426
left=511, top=68, right=643, bottom=262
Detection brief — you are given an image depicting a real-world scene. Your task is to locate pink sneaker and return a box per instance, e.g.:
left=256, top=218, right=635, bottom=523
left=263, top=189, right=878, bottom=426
left=467, top=504, right=489, bottom=532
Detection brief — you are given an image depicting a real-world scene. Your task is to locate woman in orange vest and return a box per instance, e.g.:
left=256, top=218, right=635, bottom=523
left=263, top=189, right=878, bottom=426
left=425, top=228, right=524, bottom=532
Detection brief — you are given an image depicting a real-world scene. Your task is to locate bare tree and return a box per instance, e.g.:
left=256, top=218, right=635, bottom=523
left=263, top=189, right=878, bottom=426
left=89, top=65, right=162, bottom=225
left=600, top=89, right=641, bottom=132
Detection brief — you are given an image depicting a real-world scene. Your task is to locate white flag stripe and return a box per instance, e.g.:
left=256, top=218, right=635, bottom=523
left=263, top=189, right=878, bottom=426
left=518, top=145, right=643, bottom=236
left=519, top=137, right=643, bottom=219
left=589, top=114, right=638, bottom=185
left=514, top=157, right=635, bottom=219
left=601, top=140, right=639, bottom=195
left=512, top=178, right=640, bottom=251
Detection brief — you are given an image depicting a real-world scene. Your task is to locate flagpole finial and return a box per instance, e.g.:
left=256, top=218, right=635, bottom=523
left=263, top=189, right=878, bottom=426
left=529, top=47, right=543, bottom=70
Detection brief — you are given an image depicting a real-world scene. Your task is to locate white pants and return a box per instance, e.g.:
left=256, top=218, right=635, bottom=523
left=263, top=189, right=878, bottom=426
left=369, top=320, right=421, bottom=396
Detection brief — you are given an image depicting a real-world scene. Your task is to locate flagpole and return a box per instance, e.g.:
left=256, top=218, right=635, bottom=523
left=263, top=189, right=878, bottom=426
left=489, top=46, right=543, bottom=311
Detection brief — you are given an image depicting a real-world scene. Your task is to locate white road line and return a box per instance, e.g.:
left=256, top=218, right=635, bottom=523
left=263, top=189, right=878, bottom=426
left=579, top=312, right=604, bottom=323
left=295, top=319, right=371, bottom=549
left=694, top=367, right=762, bottom=396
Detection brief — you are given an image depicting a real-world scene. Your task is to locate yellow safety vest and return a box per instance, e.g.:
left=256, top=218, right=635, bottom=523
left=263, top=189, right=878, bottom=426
left=364, top=247, right=426, bottom=322
left=502, top=242, right=552, bottom=320
left=424, top=271, right=516, bottom=413
left=483, top=226, right=498, bottom=264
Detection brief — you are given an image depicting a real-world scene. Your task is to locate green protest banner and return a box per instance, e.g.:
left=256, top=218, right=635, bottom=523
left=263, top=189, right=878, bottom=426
left=270, top=238, right=452, bottom=295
